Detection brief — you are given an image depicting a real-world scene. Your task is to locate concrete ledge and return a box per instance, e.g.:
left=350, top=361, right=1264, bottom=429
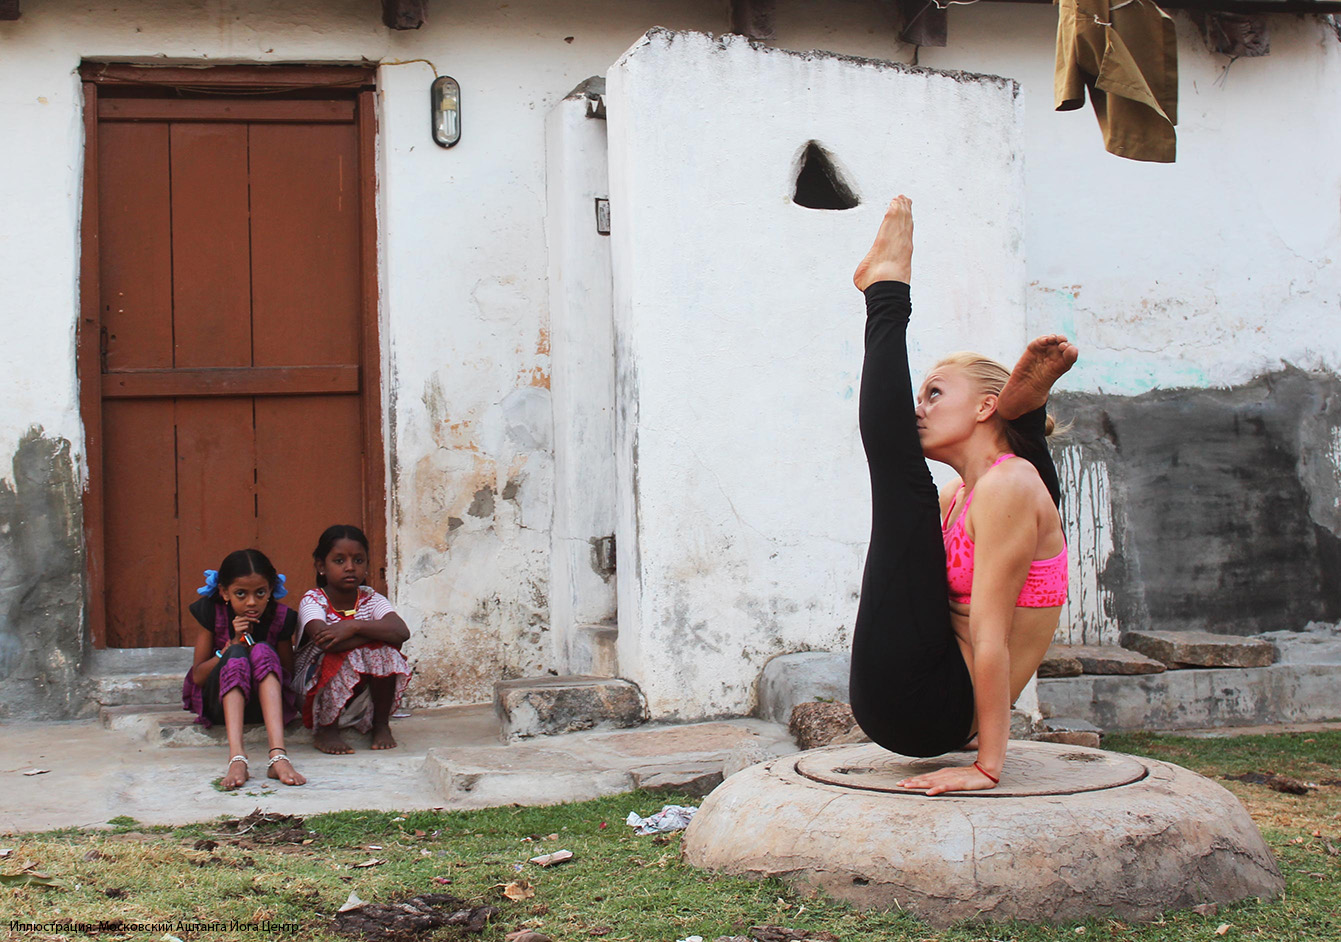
left=1039, top=664, right=1341, bottom=731
left=756, top=652, right=849, bottom=724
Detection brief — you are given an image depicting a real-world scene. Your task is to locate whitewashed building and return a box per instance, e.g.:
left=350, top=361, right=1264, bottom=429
left=1, top=0, right=1339, bottom=724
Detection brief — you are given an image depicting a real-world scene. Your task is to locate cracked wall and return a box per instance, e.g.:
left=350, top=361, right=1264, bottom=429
left=607, top=29, right=1026, bottom=718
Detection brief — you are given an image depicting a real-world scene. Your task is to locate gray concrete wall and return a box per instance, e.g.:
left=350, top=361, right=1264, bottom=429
left=1051, top=369, right=1341, bottom=640
left=0, top=429, right=85, bottom=718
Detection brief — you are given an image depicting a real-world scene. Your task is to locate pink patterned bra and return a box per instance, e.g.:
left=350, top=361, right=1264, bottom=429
left=942, top=454, right=1068, bottom=609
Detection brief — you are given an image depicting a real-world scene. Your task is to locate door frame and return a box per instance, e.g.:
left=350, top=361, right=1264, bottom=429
left=78, top=62, right=385, bottom=648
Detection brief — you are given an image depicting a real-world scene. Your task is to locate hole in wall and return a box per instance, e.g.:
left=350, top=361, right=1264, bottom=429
left=792, top=141, right=859, bottom=210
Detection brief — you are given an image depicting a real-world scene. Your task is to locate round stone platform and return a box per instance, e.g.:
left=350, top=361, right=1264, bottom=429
left=683, top=741, right=1284, bottom=927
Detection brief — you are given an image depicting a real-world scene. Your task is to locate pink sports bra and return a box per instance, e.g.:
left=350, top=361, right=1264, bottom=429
left=942, top=454, right=1068, bottom=608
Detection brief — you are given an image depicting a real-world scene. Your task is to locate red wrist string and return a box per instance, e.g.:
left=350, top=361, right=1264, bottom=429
left=973, top=760, right=999, bottom=784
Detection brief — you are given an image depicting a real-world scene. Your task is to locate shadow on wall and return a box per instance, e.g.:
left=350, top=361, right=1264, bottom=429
left=0, top=428, right=85, bottom=719
left=1052, top=367, right=1341, bottom=637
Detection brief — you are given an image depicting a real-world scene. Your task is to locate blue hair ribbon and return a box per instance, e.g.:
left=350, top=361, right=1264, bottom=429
left=196, top=569, right=219, bottom=596
left=274, top=573, right=288, bottom=599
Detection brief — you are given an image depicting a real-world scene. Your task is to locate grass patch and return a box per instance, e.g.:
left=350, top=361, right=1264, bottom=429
left=1, top=734, right=1338, bottom=941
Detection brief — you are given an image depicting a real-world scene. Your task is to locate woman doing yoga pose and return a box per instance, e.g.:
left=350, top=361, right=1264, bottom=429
left=849, top=195, right=1078, bottom=795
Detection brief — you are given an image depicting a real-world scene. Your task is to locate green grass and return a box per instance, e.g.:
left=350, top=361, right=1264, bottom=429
left=1, top=732, right=1338, bottom=941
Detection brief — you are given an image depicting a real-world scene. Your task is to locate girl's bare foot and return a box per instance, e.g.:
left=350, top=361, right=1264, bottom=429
left=314, top=725, right=354, bottom=755
left=997, top=334, right=1080, bottom=420
left=221, top=755, right=249, bottom=790
left=370, top=724, right=398, bottom=750
left=266, top=749, right=307, bottom=786
left=853, top=195, right=913, bottom=291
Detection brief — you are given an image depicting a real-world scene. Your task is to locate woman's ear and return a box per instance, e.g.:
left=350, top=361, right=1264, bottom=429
left=978, top=393, right=1000, bottom=423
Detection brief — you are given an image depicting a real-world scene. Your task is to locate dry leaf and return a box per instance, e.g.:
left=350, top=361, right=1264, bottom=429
left=499, top=879, right=534, bottom=901
left=22, top=769, right=49, bottom=776
left=1215, top=925, right=1231, bottom=936
left=414, top=829, right=426, bottom=838
left=529, top=849, right=574, bottom=867
left=431, top=876, right=453, bottom=885
left=352, top=858, right=385, bottom=869
left=546, top=833, right=559, bottom=841
left=337, top=891, right=364, bottom=913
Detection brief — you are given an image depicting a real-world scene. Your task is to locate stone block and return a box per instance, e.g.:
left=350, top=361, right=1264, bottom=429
left=1121, top=630, right=1277, bottom=669
left=1034, top=730, right=1102, bottom=748
left=1052, top=644, right=1166, bottom=675
left=630, top=765, right=724, bottom=797
left=1038, top=646, right=1083, bottom=677
left=788, top=701, right=858, bottom=750
left=757, top=652, right=849, bottom=725
left=494, top=675, right=647, bottom=742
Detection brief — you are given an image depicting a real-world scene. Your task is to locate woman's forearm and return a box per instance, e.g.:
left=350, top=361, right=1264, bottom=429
left=971, top=638, right=1012, bottom=776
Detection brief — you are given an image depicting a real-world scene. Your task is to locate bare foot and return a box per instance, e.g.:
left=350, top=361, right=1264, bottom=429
left=996, top=334, right=1080, bottom=420
left=853, top=195, right=913, bottom=291
left=221, top=756, right=249, bottom=790
left=370, top=724, right=398, bottom=750
left=314, top=725, right=354, bottom=755
left=266, top=750, right=307, bottom=786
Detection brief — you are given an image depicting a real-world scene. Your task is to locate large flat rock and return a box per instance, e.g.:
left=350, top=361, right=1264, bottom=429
left=1052, top=643, right=1166, bottom=675
left=494, top=676, right=647, bottom=742
left=1121, top=630, right=1277, bottom=669
left=684, top=741, right=1283, bottom=926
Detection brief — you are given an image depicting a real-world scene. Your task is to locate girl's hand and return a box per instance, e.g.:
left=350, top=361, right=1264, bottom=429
left=316, top=620, right=360, bottom=649
left=897, top=765, right=998, bottom=796
left=231, top=614, right=257, bottom=643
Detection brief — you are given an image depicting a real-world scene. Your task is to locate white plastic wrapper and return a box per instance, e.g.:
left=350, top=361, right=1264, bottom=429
left=625, top=804, right=697, bottom=835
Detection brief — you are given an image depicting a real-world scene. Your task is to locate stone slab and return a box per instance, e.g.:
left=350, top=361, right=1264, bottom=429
left=1051, top=643, right=1166, bottom=675
left=684, top=741, right=1284, bottom=927
left=788, top=701, right=858, bottom=749
left=1039, top=664, right=1341, bottom=731
left=1121, top=630, right=1277, bottom=669
left=494, top=675, right=647, bottom=742
left=1257, top=625, right=1341, bottom=666
left=756, top=652, right=849, bottom=725
left=1037, top=646, right=1083, bottom=678
left=796, top=743, right=1145, bottom=796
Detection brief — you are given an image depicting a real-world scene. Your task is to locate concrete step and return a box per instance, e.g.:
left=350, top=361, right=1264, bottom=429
left=494, top=675, right=647, bottom=742
left=1039, top=663, right=1341, bottom=732
left=100, top=703, right=315, bottom=748
left=85, top=646, right=194, bottom=708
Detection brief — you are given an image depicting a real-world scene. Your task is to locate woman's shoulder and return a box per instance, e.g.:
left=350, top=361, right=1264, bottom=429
left=976, top=456, right=1050, bottom=508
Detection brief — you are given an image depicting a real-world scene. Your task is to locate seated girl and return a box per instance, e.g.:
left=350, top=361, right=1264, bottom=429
left=182, top=548, right=305, bottom=789
left=292, top=525, right=411, bottom=754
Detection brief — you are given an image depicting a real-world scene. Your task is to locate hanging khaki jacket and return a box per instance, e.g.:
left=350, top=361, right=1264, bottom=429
left=1055, top=0, right=1179, bottom=162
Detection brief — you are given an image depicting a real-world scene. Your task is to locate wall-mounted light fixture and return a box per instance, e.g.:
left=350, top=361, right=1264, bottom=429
left=431, top=75, right=461, bottom=148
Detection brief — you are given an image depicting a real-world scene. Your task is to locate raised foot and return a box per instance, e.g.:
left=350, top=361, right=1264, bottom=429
left=997, top=334, right=1079, bottom=420
left=853, top=195, right=913, bottom=291
left=370, top=724, right=398, bottom=750
left=267, top=750, right=307, bottom=786
left=221, top=756, right=249, bottom=790
left=314, top=726, right=354, bottom=755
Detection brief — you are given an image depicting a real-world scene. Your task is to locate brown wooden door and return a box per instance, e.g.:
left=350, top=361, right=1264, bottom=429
left=85, top=72, right=382, bottom=647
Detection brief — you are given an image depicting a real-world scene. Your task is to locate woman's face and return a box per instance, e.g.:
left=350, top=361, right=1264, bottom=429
left=915, top=364, right=989, bottom=457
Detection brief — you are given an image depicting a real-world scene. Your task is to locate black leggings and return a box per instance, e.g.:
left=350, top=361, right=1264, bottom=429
left=848, top=281, right=1057, bottom=757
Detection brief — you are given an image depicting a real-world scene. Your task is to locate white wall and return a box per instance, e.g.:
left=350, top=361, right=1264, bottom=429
left=607, top=29, right=1027, bottom=718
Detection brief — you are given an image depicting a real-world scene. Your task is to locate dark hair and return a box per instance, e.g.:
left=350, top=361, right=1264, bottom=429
left=312, top=525, right=370, bottom=588
left=214, top=548, right=280, bottom=618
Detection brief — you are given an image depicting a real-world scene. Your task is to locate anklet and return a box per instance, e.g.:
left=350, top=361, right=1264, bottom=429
left=973, top=761, right=999, bottom=784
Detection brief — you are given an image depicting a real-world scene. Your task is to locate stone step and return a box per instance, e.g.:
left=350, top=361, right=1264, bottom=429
left=569, top=623, right=619, bottom=677
left=1120, top=630, right=1277, bottom=669
left=1043, top=644, right=1166, bottom=676
left=493, top=675, right=647, bottom=742
left=1039, top=663, right=1341, bottom=731
left=85, top=646, right=194, bottom=708
left=100, top=703, right=314, bottom=748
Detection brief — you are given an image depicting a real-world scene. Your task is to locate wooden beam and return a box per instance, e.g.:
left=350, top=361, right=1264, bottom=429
left=897, top=0, right=948, bottom=47
left=731, top=0, right=777, bottom=41
left=80, top=63, right=376, bottom=88
left=99, top=98, right=355, bottom=123
left=381, top=0, right=427, bottom=29
left=0, top=1, right=19, bottom=22
left=101, top=366, right=360, bottom=400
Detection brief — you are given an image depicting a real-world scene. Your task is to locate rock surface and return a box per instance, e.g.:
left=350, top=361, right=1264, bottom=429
left=684, top=741, right=1284, bottom=927
left=1121, top=630, right=1278, bottom=669
left=1051, top=643, right=1167, bottom=675
left=1037, top=646, right=1083, bottom=677
left=493, top=676, right=647, bottom=742
left=788, top=701, right=859, bottom=749
left=757, top=652, right=849, bottom=724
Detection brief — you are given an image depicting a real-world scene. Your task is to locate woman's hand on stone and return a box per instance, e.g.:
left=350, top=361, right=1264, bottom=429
left=897, top=764, right=998, bottom=796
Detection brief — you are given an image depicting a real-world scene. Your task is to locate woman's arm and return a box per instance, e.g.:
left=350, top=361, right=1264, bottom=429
left=965, top=467, right=1039, bottom=779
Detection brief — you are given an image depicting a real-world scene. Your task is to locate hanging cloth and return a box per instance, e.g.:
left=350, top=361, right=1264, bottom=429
left=1055, top=0, right=1179, bottom=163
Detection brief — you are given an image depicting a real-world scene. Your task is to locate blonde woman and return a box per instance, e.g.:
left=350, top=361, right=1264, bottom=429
left=849, top=196, right=1078, bottom=795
